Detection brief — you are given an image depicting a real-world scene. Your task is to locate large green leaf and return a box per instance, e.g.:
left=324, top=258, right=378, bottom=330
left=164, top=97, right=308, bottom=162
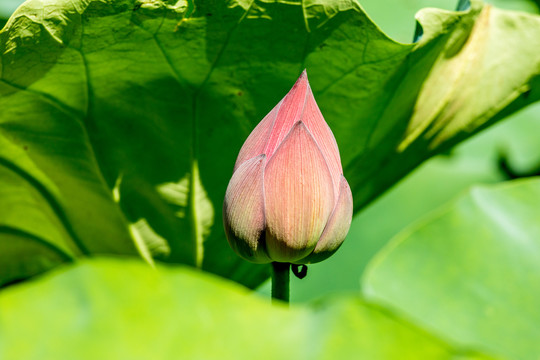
left=1, top=0, right=540, bottom=288
left=363, top=178, right=540, bottom=360
left=0, top=258, right=496, bottom=360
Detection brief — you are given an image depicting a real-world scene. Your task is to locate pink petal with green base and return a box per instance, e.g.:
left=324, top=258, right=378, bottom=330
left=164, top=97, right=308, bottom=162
left=223, top=155, right=270, bottom=263
left=264, top=122, right=335, bottom=262
left=298, top=175, right=353, bottom=264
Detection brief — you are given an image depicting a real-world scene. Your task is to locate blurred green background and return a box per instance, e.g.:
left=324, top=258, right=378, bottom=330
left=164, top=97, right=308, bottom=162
left=3, top=0, right=539, bottom=302
left=0, top=0, right=22, bottom=28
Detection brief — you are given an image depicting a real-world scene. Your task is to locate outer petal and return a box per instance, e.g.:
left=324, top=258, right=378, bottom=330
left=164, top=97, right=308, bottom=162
left=223, top=155, right=271, bottom=263
left=302, top=86, right=343, bottom=199
left=235, top=71, right=312, bottom=170
left=264, top=122, right=334, bottom=262
left=234, top=102, right=281, bottom=171
left=262, top=70, right=309, bottom=160
left=297, top=175, right=353, bottom=264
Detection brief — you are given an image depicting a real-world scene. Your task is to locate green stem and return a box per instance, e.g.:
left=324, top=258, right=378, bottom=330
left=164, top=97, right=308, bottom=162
left=271, top=262, right=290, bottom=304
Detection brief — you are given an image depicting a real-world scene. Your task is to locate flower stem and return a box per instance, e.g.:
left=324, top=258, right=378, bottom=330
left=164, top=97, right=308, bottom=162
left=271, top=262, right=290, bottom=304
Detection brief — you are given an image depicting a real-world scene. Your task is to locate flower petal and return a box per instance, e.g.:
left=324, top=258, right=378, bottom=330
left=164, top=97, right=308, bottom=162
left=223, top=155, right=270, bottom=263
left=234, top=102, right=281, bottom=171
left=302, top=86, right=343, bottom=199
left=298, top=175, right=353, bottom=264
left=262, top=70, right=309, bottom=160
left=264, top=121, right=335, bottom=262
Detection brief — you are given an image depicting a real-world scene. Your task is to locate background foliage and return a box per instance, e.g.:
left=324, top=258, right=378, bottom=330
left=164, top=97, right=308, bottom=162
left=284, top=0, right=540, bottom=302
left=1, top=0, right=540, bottom=358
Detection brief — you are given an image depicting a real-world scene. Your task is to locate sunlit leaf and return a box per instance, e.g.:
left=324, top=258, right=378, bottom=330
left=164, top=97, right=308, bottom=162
left=364, top=178, right=540, bottom=360
left=0, top=258, right=496, bottom=360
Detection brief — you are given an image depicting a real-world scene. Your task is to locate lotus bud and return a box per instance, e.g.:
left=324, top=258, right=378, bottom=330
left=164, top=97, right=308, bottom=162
left=223, top=71, right=353, bottom=264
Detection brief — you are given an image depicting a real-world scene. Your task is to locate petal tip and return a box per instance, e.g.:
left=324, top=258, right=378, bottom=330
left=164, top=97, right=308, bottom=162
left=293, top=69, right=310, bottom=89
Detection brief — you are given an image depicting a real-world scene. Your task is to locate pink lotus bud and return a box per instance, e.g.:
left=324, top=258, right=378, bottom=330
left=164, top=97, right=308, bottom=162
left=223, top=71, right=353, bottom=264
